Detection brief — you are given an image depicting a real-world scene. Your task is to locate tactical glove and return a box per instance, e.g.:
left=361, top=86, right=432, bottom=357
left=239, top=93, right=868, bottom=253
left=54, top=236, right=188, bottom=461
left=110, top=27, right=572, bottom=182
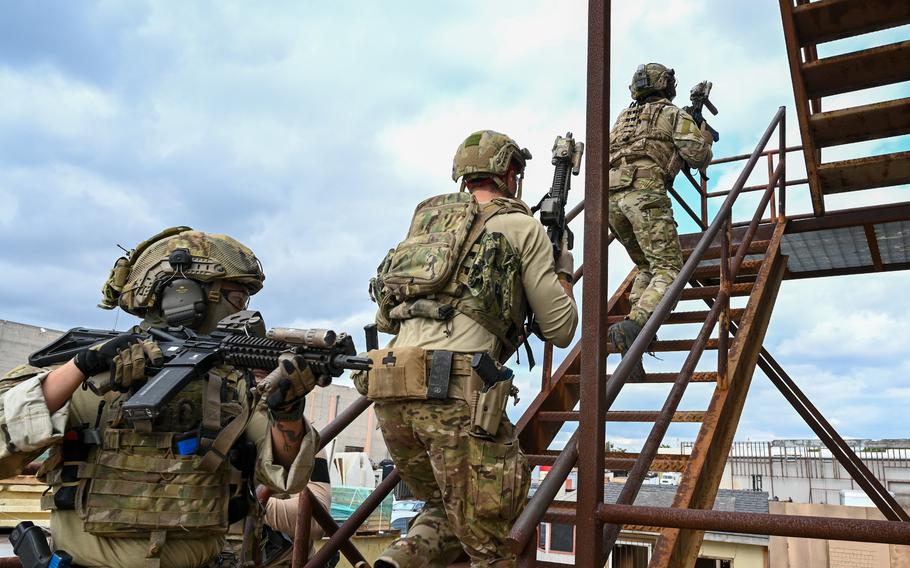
left=556, top=232, right=575, bottom=282
left=259, top=353, right=316, bottom=421
left=110, top=339, right=164, bottom=392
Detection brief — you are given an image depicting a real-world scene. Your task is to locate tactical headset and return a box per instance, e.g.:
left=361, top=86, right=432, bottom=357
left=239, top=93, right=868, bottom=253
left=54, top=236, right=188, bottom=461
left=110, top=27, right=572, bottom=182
left=158, top=248, right=208, bottom=327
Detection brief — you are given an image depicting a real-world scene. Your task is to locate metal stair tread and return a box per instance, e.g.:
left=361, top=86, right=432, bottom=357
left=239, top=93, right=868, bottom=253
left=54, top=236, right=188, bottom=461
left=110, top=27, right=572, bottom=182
left=791, top=0, right=910, bottom=46
left=818, top=150, right=910, bottom=194
left=801, top=39, right=910, bottom=99
left=809, top=97, right=910, bottom=148
left=561, top=371, right=719, bottom=384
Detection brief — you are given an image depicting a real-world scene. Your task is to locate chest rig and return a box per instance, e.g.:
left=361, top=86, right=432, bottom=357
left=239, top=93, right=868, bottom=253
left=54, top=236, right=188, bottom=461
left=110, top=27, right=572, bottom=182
left=37, top=366, right=253, bottom=565
left=370, top=192, right=531, bottom=359
left=609, top=100, right=678, bottom=178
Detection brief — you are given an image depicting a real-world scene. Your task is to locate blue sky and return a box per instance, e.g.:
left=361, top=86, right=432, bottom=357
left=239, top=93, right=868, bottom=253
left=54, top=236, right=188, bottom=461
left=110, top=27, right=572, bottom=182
left=0, top=1, right=907, bottom=449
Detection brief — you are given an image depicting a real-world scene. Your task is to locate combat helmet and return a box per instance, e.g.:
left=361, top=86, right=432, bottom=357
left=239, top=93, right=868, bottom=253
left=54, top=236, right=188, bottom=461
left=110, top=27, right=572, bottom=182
left=99, top=226, right=265, bottom=319
left=452, top=130, right=532, bottom=197
left=629, top=63, right=677, bottom=101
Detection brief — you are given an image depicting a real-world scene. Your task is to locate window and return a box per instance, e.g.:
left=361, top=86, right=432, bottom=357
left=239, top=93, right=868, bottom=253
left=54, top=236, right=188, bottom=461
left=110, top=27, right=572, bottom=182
left=751, top=474, right=763, bottom=491
left=345, top=445, right=364, bottom=453
left=538, top=524, right=548, bottom=549
left=695, top=559, right=732, bottom=568
left=549, top=523, right=574, bottom=553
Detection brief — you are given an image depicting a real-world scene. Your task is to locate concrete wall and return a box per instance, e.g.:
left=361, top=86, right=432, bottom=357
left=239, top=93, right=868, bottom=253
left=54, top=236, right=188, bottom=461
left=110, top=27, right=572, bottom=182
left=0, top=319, right=62, bottom=375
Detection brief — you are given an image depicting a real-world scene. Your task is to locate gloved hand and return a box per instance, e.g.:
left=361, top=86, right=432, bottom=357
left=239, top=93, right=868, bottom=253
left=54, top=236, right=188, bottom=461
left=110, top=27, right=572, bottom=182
left=555, top=232, right=575, bottom=283
left=259, top=353, right=316, bottom=420
left=74, top=333, right=163, bottom=393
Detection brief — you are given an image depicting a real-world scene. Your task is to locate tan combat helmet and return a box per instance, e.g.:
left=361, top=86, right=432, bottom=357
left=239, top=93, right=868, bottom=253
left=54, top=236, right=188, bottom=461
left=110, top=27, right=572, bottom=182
left=629, top=63, right=677, bottom=102
left=452, top=130, right=532, bottom=197
left=99, top=226, right=265, bottom=317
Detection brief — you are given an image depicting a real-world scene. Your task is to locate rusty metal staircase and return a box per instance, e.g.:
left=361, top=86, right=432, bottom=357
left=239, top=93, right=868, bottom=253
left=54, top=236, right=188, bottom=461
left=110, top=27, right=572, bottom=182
left=506, top=106, right=792, bottom=567
left=779, top=0, right=910, bottom=215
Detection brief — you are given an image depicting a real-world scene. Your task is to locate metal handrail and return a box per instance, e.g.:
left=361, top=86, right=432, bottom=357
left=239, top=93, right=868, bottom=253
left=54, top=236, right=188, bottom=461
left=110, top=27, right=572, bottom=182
left=508, top=106, right=787, bottom=557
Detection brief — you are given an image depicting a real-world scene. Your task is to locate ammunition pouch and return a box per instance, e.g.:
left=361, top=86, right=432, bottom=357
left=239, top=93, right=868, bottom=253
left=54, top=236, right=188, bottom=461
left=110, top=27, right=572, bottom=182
left=609, top=164, right=637, bottom=191
left=366, top=347, right=430, bottom=401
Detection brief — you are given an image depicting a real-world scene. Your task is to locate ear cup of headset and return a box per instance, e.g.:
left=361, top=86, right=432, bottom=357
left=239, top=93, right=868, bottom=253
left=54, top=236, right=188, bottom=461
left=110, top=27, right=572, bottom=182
left=160, top=278, right=207, bottom=327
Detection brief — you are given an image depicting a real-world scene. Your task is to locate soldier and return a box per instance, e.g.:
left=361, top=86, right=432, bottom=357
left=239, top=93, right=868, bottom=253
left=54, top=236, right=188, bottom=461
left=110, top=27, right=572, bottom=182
left=0, top=227, right=319, bottom=568
left=360, top=130, right=579, bottom=568
left=607, top=63, right=714, bottom=381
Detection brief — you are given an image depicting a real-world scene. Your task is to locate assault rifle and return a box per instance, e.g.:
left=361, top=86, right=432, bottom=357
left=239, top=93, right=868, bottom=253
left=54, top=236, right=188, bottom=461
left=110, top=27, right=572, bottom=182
left=29, top=311, right=371, bottom=425
left=684, top=80, right=719, bottom=142
left=533, top=132, right=585, bottom=260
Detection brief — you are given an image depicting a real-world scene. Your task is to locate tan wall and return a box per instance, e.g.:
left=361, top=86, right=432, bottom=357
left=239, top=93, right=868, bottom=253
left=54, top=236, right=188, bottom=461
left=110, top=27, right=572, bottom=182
left=699, top=540, right=767, bottom=568
left=768, top=501, right=910, bottom=567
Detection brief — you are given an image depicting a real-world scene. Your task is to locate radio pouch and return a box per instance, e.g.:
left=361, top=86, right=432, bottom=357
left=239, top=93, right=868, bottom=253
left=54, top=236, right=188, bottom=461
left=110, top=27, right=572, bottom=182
left=366, top=347, right=428, bottom=401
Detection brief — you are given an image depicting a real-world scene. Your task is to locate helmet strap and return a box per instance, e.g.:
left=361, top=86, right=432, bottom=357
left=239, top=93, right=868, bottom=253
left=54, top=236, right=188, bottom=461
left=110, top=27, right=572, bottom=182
left=207, top=279, right=223, bottom=304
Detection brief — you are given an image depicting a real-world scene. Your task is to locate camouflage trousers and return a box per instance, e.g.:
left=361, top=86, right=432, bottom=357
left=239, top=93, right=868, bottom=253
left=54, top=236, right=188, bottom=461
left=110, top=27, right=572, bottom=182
left=608, top=185, right=683, bottom=327
left=374, top=399, right=530, bottom=568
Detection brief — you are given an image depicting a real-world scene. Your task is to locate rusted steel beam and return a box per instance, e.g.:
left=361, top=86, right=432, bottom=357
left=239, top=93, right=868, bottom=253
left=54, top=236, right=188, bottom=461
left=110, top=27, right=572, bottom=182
left=683, top=240, right=769, bottom=261
left=793, top=0, right=910, bottom=46
left=651, top=221, right=788, bottom=567
left=515, top=272, right=635, bottom=453
left=680, top=283, right=752, bottom=301
left=537, top=410, right=706, bottom=423
left=786, top=261, right=910, bottom=280
left=810, top=97, right=910, bottom=148
left=597, top=504, right=910, bottom=545
left=706, top=177, right=807, bottom=199
left=566, top=200, right=584, bottom=223
left=779, top=0, right=824, bottom=215
left=603, top=292, right=729, bottom=552
left=304, top=471, right=399, bottom=568
left=0, top=559, right=21, bottom=568
left=864, top=224, right=884, bottom=272
left=292, top=490, right=313, bottom=568
left=731, top=162, right=783, bottom=277
left=819, top=151, right=910, bottom=194
left=525, top=451, right=689, bottom=472
left=802, top=40, right=910, bottom=99
left=306, top=490, right=371, bottom=568
left=607, top=309, right=745, bottom=326
left=756, top=349, right=910, bottom=522
left=709, top=145, right=802, bottom=166
left=317, top=395, right=372, bottom=451
left=575, top=0, right=610, bottom=564
left=562, top=371, right=721, bottom=384
left=785, top=201, right=910, bottom=233
left=668, top=184, right=708, bottom=230
left=606, top=338, right=720, bottom=353
left=508, top=434, right=579, bottom=554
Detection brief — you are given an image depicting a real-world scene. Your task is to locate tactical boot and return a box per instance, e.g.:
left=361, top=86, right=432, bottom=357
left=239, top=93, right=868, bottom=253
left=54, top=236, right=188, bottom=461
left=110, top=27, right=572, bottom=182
left=608, top=319, right=646, bottom=382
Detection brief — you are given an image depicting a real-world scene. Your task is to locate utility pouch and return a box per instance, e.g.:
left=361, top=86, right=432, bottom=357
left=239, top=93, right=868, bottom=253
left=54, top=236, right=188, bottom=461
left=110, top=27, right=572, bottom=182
left=470, top=378, right=513, bottom=439
left=366, top=347, right=428, bottom=401
left=608, top=164, right=637, bottom=190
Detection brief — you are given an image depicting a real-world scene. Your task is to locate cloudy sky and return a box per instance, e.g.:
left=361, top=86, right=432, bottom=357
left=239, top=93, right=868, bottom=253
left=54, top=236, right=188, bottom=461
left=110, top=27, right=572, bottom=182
left=1, top=1, right=908, bottom=450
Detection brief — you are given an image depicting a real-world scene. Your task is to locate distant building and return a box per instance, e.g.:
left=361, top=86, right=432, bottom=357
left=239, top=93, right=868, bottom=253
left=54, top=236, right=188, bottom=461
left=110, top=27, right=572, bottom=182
left=0, top=319, right=63, bottom=375
left=537, top=483, right=770, bottom=567
left=703, top=439, right=910, bottom=508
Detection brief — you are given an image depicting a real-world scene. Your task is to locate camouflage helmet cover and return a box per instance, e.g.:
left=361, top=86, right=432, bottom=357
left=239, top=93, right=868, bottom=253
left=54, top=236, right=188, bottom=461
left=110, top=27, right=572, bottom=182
left=629, top=63, right=677, bottom=101
left=451, top=130, right=532, bottom=187
left=99, top=226, right=265, bottom=316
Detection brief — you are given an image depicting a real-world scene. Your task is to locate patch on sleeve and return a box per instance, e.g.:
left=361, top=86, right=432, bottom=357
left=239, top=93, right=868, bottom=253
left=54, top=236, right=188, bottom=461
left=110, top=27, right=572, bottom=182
left=3, top=364, right=44, bottom=381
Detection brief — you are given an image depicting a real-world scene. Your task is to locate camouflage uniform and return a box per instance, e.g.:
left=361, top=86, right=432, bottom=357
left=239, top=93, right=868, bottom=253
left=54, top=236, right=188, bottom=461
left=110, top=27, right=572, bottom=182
left=0, top=228, right=318, bottom=568
left=609, top=65, right=713, bottom=327
left=364, top=131, right=578, bottom=568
